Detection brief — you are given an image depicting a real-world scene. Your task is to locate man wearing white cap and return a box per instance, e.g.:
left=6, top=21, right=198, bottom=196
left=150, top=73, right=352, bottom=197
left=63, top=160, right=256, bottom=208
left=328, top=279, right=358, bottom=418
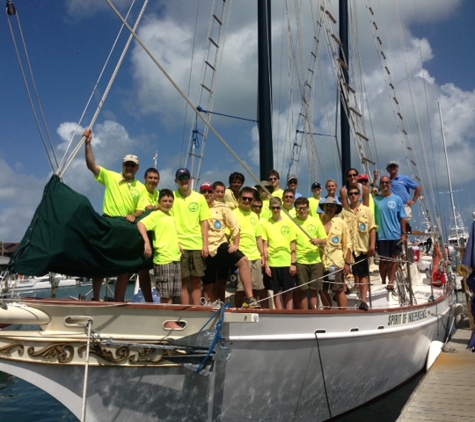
left=83, top=128, right=146, bottom=302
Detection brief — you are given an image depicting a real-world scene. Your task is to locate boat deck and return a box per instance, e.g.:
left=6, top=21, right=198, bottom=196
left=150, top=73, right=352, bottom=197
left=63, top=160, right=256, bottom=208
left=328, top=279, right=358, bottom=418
left=397, top=327, right=475, bottom=421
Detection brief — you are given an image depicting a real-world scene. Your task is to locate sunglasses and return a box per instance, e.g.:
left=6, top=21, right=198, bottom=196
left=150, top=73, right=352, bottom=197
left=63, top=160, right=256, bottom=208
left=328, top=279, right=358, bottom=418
left=284, top=195, right=294, bottom=199
left=271, top=206, right=281, bottom=210
left=124, top=162, right=137, bottom=168
left=252, top=205, right=262, bottom=209
left=268, top=177, right=278, bottom=181
left=200, top=190, right=213, bottom=194
left=178, top=175, right=190, bottom=181
left=296, top=207, right=308, bottom=212
left=347, top=173, right=358, bottom=178
left=288, top=181, right=297, bottom=185
left=241, top=197, right=253, bottom=202
left=348, top=192, right=360, bottom=196
left=325, top=204, right=338, bottom=208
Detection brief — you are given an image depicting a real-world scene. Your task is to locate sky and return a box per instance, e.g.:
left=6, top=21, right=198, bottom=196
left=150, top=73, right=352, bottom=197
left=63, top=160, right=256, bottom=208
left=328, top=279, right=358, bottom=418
left=0, top=0, right=474, bottom=243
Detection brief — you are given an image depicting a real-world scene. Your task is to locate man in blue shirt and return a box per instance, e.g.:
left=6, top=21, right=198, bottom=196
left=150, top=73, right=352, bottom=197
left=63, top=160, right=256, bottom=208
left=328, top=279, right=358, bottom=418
left=386, top=161, right=421, bottom=226
left=374, top=176, right=407, bottom=291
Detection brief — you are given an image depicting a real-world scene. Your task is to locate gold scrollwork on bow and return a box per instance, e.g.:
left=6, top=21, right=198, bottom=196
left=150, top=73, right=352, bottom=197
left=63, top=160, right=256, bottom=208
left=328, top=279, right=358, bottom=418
left=0, top=343, right=24, bottom=356
left=27, top=344, right=74, bottom=363
left=79, top=343, right=130, bottom=363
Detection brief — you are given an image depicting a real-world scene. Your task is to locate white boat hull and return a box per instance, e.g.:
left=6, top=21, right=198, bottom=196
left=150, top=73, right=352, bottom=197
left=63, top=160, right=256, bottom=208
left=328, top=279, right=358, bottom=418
left=0, top=291, right=454, bottom=421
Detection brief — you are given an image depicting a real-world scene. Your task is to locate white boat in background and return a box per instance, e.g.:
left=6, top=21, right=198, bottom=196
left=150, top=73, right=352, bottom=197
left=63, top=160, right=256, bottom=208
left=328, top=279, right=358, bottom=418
left=1, top=273, right=79, bottom=293
left=0, top=1, right=460, bottom=421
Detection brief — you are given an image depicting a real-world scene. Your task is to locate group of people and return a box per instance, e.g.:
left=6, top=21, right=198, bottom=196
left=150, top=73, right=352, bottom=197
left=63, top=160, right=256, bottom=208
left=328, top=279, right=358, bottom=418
left=83, top=128, right=420, bottom=311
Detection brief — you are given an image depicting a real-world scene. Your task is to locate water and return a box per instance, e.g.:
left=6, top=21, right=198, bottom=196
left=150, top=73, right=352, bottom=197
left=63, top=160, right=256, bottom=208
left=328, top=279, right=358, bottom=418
left=0, top=284, right=428, bottom=421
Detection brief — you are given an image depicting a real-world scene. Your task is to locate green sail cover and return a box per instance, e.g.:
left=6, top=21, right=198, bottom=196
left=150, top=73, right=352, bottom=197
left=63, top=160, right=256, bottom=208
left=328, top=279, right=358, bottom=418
left=8, top=175, right=151, bottom=278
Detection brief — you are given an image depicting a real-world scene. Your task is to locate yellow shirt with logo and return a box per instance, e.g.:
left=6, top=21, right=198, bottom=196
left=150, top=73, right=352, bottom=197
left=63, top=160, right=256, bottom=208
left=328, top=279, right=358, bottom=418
left=322, top=217, right=351, bottom=271
left=139, top=210, right=181, bottom=265
left=233, top=208, right=261, bottom=261
left=295, top=216, right=327, bottom=264
left=340, top=205, right=377, bottom=258
left=171, top=190, right=211, bottom=250
left=95, top=167, right=146, bottom=217
left=207, top=202, right=240, bottom=257
left=262, top=217, right=296, bottom=267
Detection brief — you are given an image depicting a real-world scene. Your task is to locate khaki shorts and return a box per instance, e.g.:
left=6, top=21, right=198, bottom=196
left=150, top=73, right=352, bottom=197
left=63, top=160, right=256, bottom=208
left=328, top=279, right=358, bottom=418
left=237, top=259, right=264, bottom=291
left=296, top=263, right=324, bottom=291
left=181, top=250, right=206, bottom=279
left=323, top=269, right=345, bottom=292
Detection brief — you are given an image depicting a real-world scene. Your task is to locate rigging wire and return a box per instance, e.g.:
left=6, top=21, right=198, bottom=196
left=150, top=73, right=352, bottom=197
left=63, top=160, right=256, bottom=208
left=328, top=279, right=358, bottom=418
left=105, top=0, right=320, bottom=246
left=362, top=0, right=446, bottom=258
left=179, top=0, right=201, bottom=165
left=58, top=0, right=149, bottom=178
left=57, top=0, right=138, bottom=174
left=6, top=5, right=58, bottom=171
left=185, top=0, right=233, bottom=187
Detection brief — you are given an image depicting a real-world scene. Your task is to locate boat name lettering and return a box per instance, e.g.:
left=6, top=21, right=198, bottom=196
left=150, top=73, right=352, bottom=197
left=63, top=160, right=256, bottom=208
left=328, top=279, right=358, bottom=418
left=388, top=310, right=428, bottom=326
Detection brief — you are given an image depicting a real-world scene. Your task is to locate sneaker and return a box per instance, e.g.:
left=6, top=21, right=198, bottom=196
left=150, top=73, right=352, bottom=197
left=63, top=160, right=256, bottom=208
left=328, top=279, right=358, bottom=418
left=358, top=302, right=369, bottom=311
left=242, top=297, right=261, bottom=309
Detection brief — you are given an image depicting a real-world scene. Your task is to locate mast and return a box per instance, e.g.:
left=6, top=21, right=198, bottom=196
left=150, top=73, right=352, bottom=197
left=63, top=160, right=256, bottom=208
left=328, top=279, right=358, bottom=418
left=339, top=0, right=350, bottom=184
left=257, top=0, right=273, bottom=180
left=438, top=102, right=460, bottom=246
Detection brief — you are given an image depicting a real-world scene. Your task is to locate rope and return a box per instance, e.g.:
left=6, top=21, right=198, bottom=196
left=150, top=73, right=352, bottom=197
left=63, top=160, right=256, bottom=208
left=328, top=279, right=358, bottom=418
left=81, top=319, right=93, bottom=422
left=56, top=0, right=138, bottom=175
left=313, top=331, right=333, bottom=420
left=105, top=0, right=272, bottom=191
left=195, top=303, right=230, bottom=373
left=58, top=0, right=149, bottom=178
left=179, top=0, right=202, bottom=165
left=195, top=106, right=257, bottom=123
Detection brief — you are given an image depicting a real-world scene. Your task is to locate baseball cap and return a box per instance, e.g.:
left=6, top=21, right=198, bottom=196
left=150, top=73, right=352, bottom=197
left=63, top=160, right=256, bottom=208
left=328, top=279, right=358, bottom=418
left=123, top=154, right=139, bottom=165
left=288, top=175, right=298, bottom=182
left=358, top=174, right=369, bottom=182
left=175, top=168, right=191, bottom=179
left=200, top=182, right=214, bottom=192
left=386, top=160, right=399, bottom=168
left=311, top=182, right=322, bottom=190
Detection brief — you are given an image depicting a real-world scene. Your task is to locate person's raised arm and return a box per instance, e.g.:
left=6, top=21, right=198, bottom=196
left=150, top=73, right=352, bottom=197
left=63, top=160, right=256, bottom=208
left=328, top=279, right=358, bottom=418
left=83, top=128, right=100, bottom=177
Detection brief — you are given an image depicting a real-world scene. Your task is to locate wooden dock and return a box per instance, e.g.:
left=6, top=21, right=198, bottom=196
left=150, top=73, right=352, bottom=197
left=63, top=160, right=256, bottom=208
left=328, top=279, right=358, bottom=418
left=397, top=328, right=475, bottom=421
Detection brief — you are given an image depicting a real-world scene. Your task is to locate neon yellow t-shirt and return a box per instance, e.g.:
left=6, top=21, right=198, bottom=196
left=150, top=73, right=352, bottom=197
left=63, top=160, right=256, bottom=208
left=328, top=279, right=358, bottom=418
left=140, top=210, right=181, bottom=265
left=208, top=202, right=240, bottom=257
left=95, top=167, right=146, bottom=216
left=295, top=216, right=327, bottom=264
left=171, top=190, right=211, bottom=250
left=260, top=198, right=272, bottom=220
left=262, top=217, right=296, bottom=267
left=138, top=189, right=159, bottom=211
left=308, top=197, right=321, bottom=218
left=282, top=207, right=296, bottom=218
left=233, top=208, right=261, bottom=261
left=271, top=189, right=283, bottom=200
